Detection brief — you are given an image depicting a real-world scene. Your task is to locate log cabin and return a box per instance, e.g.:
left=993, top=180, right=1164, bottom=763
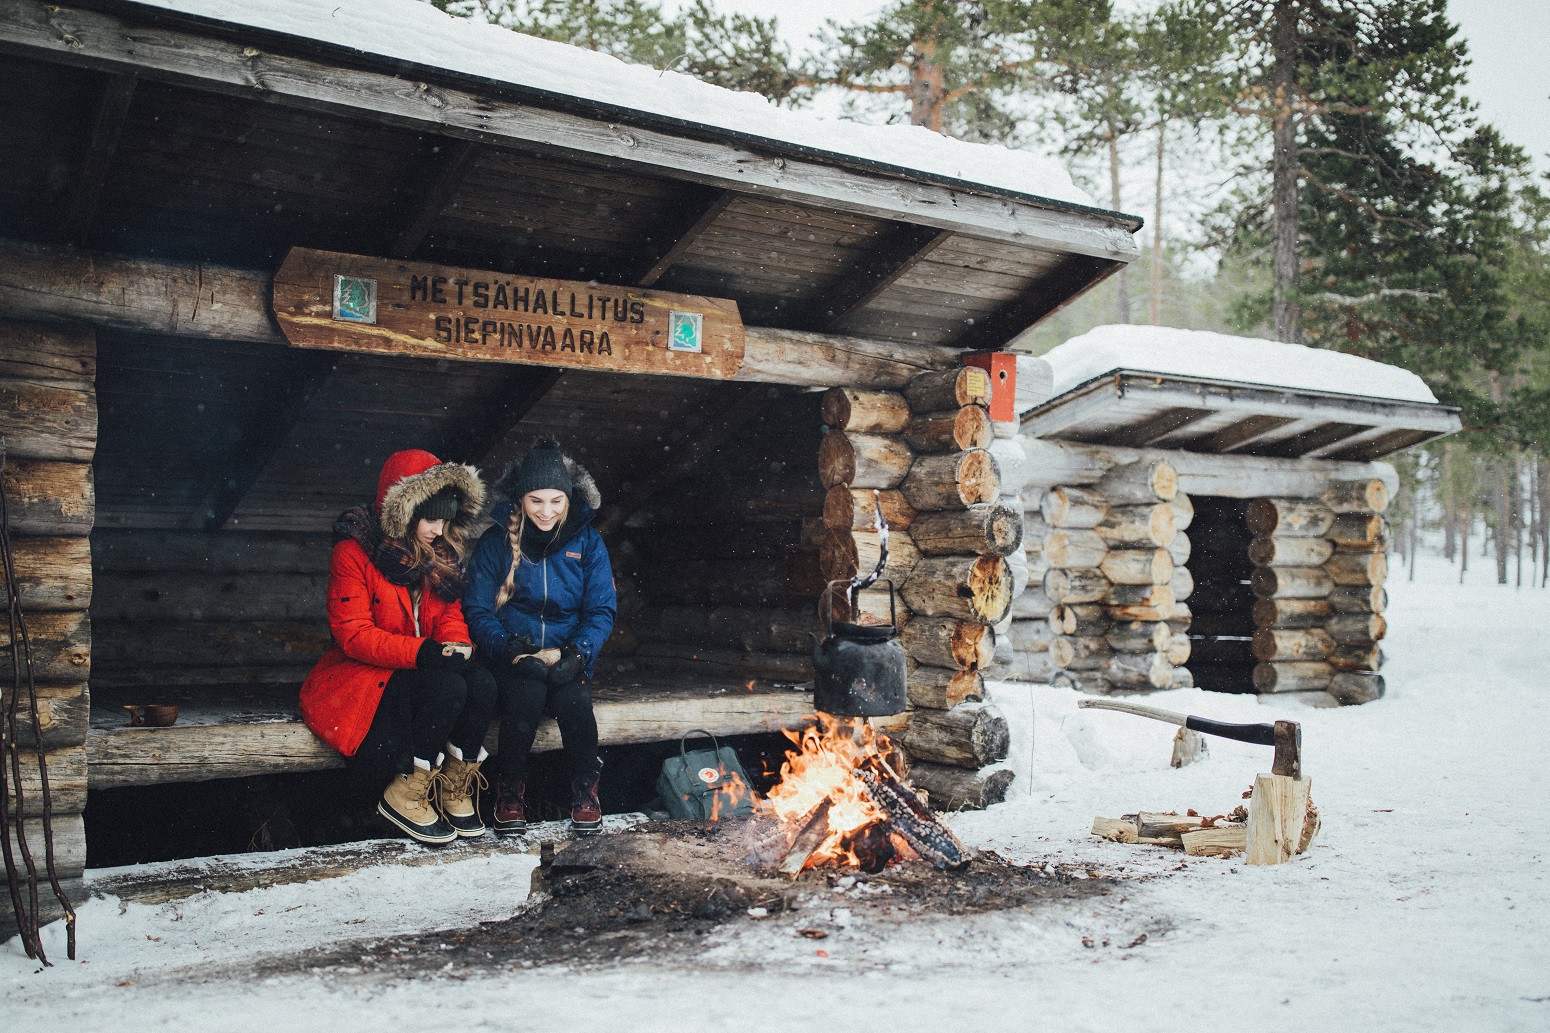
left=997, top=325, right=1462, bottom=702
left=0, top=0, right=1143, bottom=931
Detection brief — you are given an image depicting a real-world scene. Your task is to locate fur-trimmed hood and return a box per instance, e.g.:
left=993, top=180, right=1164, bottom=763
left=375, top=449, right=485, bottom=541
left=492, top=440, right=602, bottom=511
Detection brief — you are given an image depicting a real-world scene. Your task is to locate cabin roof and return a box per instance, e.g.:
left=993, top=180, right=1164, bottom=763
left=0, top=0, right=1140, bottom=353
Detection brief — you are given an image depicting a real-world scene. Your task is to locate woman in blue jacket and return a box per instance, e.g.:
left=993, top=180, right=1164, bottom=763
left=463, top=438, right=617, bottom=834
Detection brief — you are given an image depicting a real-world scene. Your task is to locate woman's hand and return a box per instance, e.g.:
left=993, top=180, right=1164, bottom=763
left=547, top=643, right=584, bottom=685
left=416, top=639, right=471, bottom=671
left=534, top=648, right=562, bottom=666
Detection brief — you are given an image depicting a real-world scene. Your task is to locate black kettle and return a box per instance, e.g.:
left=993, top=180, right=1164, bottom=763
left=810, top=578, right=909, bottom=717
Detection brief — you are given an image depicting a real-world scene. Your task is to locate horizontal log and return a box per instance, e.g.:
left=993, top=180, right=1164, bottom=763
left=8, top=537, right=91, bottom=611
left=627, top=605, right=817, bottom=653
left=1104, top=582, right=1175, bottom=609
left=91, top=530, right=334, bottom=573
left=1043, top=528, right=1107, bottom=569
left=1010, top=586, right=1055, bottom=619
left=1096, top=458, right=1177, bottom=504
left=1051, top=669, right=1108, bottom=694
left=637, top=556, right=800, bottom=606
left=1104, top=651, right=1173, bottom=690
left=1168, top=601, right=1192, bottom=632
left=1169, top=493, right=1194, bottom=532
left=1250, top=567, right=1334, bottom=600
left=1105, top=621, right=1170, bottom=652
left=1043, top=567, right=1110, bottom=605
left=1327, top=513, right=1389, bottom=548
left=1094, top=504, right=1175, bottom=549
left=1244, top=499, right=1336, bottom=538
left=995, top=649, right=1061, bottom=683
left=1328, top=612, right=1387, bottom=645
left=0, top=610, right=91, bottom=684
left=92, top=570, right=328, bottom=622
left=0, top=378, right=96, bottom=462
left=1050, top=635, right=1109, bottom=670
left=1100, top=549, right=1172, bottom=586
left=1018, top=438, right=1399, bottom=500
left=820, top=528, right=921, bottom=584
left=1170, top=666, right=1195, bottom=689
left=850, top=586, right=910, bottom=628
left=1252, top=628, right=1335, bottom=662
left=1105, top=600, right=1176, bottom=623
left=821, top=387, right=910, bottom=434
left=0, top=320, right=94, bottom=383
left=987, top=438, right=1031, bottom=495
left=1007, top=618, right=1055, bottom=653
left=903, top=555, right=1012, bottom=624
left=2, top=814, right=86, bottom=888
left=1048, top=603, right=1108, bottom=637
left=818, top=430, right=914, bottom=490
left=900, top=449, right=999, bottom=511
left=907, top=665, right=986, bottom=709
left=902, top=703, right=1009, bottom=768
left=1329, top=643, right=1382, bottom=672
left=908, top=503, right=1022, bottom=557
left=1329, top=671, right=1385, bottom=705
left=904, top=406, right=992, bottom=454
left=1329, top=583, right=1388, bottom=614
left=1169, top=565, right=1194, bottom=602
left=736, top=327, right=961, bottom=389
left=1004, top=547, right=1030, bottom=599
left=1165, top=532, right=1191, bottom=567
left=1165, top=633, right=1191, bottom=666
left=1, top=459, right=93, bottom=536
left=1252, top=598, right=1335, bottom=629
left=901, top=617, right=995, bottom=672
left=4, top=744, right=87, bottom=816
left=907, top=761, right=1014, bottom=811
left=1252, top=661, right=1333, bottom=693
left=822, top=485, right=916, bottom=532
left=1, top=683, right=89, bottom=750
left=629, top=644, right=813, bottom=681
left=905, top=368, right=992, bottom=413
left=1325, top=551, right=1388, bottom=586
left=91, top=619, right=332, bottom=677
left=1321, top=479, right=1389, bottom=513
left=1040, top=486, right=1108, bottom=529
left=1248, top=536, right=1334, bottom=568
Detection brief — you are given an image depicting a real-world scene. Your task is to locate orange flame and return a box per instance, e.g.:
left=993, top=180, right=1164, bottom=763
left=763, top=715, right=902, bottom=869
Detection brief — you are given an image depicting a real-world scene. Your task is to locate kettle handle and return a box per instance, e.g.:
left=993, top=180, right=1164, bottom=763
left=820, top=577, right=898, bottom=634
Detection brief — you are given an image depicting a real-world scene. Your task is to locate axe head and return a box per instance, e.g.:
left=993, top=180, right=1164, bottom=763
left=1272, top=720, right=1302, bottom=779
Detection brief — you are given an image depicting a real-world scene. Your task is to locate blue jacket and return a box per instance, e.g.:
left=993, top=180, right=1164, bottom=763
left=463, top=501, right=617, bottom=677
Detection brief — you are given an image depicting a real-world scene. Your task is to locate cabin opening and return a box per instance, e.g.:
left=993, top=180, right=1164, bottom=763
left=1182, top=497, right=1256, bottom=693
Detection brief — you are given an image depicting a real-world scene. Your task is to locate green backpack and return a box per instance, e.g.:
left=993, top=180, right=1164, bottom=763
left=657, top=729, right=759, bottom=821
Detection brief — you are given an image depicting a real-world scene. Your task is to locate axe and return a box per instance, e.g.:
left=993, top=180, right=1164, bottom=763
left=1077, top=698, right=1302, bottom=779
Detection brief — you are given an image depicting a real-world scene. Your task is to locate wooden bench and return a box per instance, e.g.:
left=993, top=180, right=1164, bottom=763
left=87, top=676, right=835, bottom=789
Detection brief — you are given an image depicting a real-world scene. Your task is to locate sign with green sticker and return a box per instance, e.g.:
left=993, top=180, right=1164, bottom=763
left=668, top=310, right=703, bottom=353
left=333, top=275, right=377, bottom=324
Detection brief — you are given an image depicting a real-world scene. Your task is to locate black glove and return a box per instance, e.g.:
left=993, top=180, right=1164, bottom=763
left=548, top=642, right=584, bottom=686
left=513, top=654, right=551, bottom=681
left=499, top=634, right=540, bottom=666
left=416, top=638, right=471, bottom=672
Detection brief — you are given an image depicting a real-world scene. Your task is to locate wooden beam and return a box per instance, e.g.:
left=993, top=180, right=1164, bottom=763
left=629, top=185, right=733, bottom=287
left=953, top=254, right=1119, bottom=351
left=594, top=383, right=781, bottom=537
left=53, top=71, right=136, bottom=246
left=0, top=0, right=1140, bottom=262
left=1250, top=421, right=1375, bottom=459
left=1102, top=406, right=1215, bottom=448
left=387, top=139, right=480, bottom=260
left=801, top=224, right=954, bottom=331
left=0, top=238, right=960, bottom=389
left=193, top=350, right=337, bottom=531
left=1178, top=414, right=1299, bottom=453
left=440, top=367, right=564, bottom=468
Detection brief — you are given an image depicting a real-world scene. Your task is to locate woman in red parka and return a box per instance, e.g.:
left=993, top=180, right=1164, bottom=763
left=300, top=449, right=495, bottom=845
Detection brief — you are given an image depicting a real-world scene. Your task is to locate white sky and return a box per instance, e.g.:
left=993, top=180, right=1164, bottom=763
left=668, top=0, right=1550, bottom=173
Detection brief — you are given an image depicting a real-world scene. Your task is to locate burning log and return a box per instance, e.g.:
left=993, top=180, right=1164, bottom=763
left=778, top=801, right=834, bottom=877
left=857, top=767, right=968, bottom=870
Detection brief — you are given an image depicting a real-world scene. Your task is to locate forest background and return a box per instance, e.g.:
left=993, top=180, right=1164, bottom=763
left=429, top=0, right=1550, bottom=588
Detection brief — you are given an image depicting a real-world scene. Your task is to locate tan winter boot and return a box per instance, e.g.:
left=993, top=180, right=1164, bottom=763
left=438, top=748, right=489, bottom=838
left=379, top=762, right=457, bottom=845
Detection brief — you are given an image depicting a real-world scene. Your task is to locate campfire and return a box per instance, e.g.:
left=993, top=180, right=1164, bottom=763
left=753, top=715, right=968, bottom=875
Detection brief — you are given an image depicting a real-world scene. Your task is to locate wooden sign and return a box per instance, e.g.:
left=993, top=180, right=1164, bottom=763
left=272, top=248, right=744, bottom=378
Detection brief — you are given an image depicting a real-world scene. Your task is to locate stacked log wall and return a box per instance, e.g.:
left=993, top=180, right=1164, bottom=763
left=819, top=371, right=1013, bottom=809
left=0, top=319, right=96, bottom=937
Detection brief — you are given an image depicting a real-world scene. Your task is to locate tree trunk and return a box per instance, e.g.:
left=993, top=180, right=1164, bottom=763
left=1109, top=131, right=1131, bottom=323
left=1151, top=120, right=1166, bottom=326
left=1270, top=0, right=1302, bottom=344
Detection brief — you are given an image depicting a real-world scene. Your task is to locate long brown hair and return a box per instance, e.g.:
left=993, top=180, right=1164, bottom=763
left=495, top=494, right=569, bottom=609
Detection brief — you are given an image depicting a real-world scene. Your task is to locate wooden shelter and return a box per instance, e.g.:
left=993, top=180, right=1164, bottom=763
left=1000, top=362, right=1461, bottom=701
left=0, top=0, right=1142, bottom=923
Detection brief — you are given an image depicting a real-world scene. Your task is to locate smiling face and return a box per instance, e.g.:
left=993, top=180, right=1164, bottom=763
left=522, top=489, right=568, bottom=532
left=415, top=517, right=445, bottom=545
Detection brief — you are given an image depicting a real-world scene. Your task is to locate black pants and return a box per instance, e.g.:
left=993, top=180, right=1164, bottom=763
left=489, top=663, right=599, bottom=785
left=347, top=666, right=497, bottom=784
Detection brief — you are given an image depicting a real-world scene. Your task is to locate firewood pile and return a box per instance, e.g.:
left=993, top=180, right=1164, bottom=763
left=1093, top=783, right=1320, bottom=865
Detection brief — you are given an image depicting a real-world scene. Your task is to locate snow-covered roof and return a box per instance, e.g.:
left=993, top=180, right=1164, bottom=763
left=127, top=0, right=1097, bottom=211
left=1021, top=324, right=1438, bottom=408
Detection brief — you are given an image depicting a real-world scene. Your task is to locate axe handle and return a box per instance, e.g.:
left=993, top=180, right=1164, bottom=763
left=1076, top=698, right=1189, bottom=726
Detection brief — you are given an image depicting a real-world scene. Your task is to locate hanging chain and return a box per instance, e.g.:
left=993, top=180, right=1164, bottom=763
left=0, top=451, right=76, bottom=962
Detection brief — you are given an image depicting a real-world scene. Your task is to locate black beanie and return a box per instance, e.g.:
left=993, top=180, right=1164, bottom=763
left=511, top=438, right=573, bottom=500
left=414, top=487, right=461, bottom=524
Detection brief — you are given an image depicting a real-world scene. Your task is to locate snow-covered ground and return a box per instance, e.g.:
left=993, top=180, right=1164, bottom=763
left=4, top=550, right=1548, bottom=1030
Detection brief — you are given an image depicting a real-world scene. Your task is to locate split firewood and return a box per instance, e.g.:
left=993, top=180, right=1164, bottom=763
left=1170, top=727, right=1207, bottom=767
left=1181, top=825, right=1247, bottom=857
left=1091, top=816, right=1139, bottom=844
left=778, top=800, right=834, bottom=877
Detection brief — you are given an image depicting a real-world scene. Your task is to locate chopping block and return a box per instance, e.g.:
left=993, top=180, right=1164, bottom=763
left=1079, top=701, right=1319, bottom=865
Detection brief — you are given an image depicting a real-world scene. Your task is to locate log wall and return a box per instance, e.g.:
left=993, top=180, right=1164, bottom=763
left=0, top=319, right=95, bottom=940
left=818, top=369, right=1014, bottom=810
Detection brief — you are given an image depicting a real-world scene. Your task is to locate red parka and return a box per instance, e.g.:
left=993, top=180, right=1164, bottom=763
left=299, top=450, right=484, bottom=757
